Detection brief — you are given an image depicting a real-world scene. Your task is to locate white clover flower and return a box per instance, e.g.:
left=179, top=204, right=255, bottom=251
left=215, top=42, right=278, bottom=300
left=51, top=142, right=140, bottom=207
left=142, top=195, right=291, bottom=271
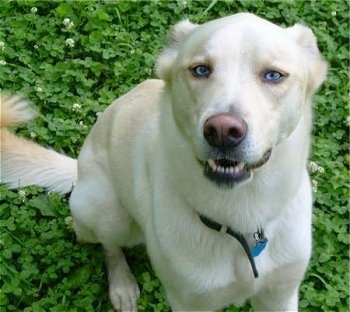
left=64, top=216, right=74, bottom=229
left=311, top=179, right=318, bottom=193
left=63, top=18, right=74, bottom=29
left=72, top=103, right=81, bottom=111
left=308, top=161, right=325, bottom=174
left=34, top=44, right=39, bottom=49
left=36, top=86, right=43, bottom=93
left=63, top=18, right=71, bottom=25
left=65, top=38, right=75, bottom=48
left=308, top=161, right=317, bottom=173
left=0, top=60, right=6, bottom=65
left=318, top=166, right=325, bottom=174
left=18, top=190, right=26, bottom=201
left=0, top=41, right=5, bottom=51
left=30, top=132, right=37, bottom=139
left=79, top=121, right=84, bottom=127
left=31, top=7, right=38, bottom=14
left=331, top=11, right=337, bottom=17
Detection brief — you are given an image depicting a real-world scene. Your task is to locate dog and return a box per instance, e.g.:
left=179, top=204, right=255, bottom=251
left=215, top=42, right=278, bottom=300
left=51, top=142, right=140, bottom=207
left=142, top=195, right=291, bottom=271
left=1, top=13, right=327, bottom=311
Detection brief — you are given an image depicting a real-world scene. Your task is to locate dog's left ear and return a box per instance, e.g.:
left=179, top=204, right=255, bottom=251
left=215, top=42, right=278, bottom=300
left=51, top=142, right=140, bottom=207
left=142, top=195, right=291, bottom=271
left=287, top=24, right=327, bottom=94
left=156, top=20, right=198, bottom=82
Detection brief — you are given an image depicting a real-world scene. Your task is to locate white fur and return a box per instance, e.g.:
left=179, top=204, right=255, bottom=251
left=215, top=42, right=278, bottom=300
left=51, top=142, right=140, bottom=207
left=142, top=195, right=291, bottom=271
left=1, top=13, right=327, bottom=311
left=0, top=94, right=76, bottom=194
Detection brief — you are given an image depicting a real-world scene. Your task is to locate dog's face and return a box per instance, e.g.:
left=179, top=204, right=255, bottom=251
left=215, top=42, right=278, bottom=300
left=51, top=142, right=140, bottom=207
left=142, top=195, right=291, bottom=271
left=157, top=13, right=326, bottom=188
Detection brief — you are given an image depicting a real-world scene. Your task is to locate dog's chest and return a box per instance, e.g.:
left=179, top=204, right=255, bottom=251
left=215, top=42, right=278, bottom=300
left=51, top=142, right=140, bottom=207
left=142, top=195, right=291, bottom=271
left=148, top=215, right=264, bottom=308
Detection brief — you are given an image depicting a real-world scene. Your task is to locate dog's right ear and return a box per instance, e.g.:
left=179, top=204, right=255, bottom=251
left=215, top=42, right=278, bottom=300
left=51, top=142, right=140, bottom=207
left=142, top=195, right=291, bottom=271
left=156, top=20, right=198, bottom=82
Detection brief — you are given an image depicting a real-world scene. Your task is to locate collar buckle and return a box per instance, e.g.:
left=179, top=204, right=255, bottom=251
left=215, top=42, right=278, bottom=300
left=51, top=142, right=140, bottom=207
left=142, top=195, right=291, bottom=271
left=199, top=214, right=268, bottom=278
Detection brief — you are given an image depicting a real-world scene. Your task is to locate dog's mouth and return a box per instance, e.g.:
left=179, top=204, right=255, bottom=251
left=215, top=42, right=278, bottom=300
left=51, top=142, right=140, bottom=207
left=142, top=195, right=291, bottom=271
left=200, top=149, right=272, bottom=188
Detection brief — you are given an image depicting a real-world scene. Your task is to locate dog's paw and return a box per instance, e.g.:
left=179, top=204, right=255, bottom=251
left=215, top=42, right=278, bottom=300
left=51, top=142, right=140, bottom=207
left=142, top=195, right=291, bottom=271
left=109, top=278, right=140, bottom=312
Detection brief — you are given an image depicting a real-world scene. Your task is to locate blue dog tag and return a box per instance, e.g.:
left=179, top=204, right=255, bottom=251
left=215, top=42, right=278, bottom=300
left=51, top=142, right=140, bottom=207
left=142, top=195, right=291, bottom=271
left=251, top=235, right=268, bottom=258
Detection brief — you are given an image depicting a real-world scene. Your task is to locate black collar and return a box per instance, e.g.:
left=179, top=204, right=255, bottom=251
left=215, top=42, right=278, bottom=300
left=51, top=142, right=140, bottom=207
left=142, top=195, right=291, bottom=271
left=199, top=214, right=268, bottom=278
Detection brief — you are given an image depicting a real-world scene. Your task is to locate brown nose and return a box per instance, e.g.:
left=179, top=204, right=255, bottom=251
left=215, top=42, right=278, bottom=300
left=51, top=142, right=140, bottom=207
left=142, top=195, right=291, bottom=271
left=203, top=114, right=247, bottom=150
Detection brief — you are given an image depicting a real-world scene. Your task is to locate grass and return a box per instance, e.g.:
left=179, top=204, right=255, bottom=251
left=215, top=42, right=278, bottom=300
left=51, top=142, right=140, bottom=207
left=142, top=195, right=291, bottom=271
left=0, top=1, right=348, bottom=311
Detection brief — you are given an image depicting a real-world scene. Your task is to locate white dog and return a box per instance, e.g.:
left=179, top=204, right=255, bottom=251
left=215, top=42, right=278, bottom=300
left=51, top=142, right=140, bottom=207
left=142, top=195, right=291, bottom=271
left=1, top=13, right=327, bottom=311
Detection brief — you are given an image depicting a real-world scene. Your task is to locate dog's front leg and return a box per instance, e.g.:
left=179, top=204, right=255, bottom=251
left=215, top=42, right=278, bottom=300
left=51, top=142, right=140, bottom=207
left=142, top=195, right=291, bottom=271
left=106, top=248, right=140, bottom=312
left=251, top=284, right=299, bottom=312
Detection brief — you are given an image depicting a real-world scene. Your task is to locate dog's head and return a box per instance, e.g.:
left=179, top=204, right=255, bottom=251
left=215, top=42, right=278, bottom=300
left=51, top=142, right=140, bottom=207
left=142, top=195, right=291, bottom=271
left=156, top=13, right=327, bottom=188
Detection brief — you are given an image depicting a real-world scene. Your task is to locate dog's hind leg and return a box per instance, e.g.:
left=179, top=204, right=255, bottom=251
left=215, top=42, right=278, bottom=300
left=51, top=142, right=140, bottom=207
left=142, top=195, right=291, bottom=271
left=69, top=163, right=141, bottom=311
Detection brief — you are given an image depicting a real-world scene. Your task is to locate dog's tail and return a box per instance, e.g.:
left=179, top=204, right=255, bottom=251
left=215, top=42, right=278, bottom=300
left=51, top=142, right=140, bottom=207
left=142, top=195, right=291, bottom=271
left=1, top=94, right=77, bottom=194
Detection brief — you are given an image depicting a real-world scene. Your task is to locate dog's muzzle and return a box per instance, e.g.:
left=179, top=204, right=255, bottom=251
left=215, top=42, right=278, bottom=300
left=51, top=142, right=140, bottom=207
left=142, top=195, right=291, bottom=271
left=200, top=113, right=272, bottom=187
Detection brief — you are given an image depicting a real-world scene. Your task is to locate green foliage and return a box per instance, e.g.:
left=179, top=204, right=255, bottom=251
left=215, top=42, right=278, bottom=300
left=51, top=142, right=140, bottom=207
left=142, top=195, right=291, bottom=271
left=0, top=0, right=348, bottom=311
left=0, top=186, right=111, bottom=311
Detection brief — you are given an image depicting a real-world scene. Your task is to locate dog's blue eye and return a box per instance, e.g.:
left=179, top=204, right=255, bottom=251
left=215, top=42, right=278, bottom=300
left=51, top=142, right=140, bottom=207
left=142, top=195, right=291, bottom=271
left=264, top=71, right=284, bottom=82
left=192, top=65, right=211, bottom=78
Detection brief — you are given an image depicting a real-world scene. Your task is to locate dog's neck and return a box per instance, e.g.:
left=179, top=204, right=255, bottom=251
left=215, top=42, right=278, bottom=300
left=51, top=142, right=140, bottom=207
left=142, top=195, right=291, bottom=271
left=198, top=214, right=268, bottom=278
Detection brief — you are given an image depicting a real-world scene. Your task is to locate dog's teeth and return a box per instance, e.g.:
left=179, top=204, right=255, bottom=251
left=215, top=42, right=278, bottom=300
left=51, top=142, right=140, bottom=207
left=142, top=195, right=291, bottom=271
left=207, top=160, right=246, bottom=175
left=238, top=162, right=245, bottom=170
left=208, top=159, right=217, bottom=172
